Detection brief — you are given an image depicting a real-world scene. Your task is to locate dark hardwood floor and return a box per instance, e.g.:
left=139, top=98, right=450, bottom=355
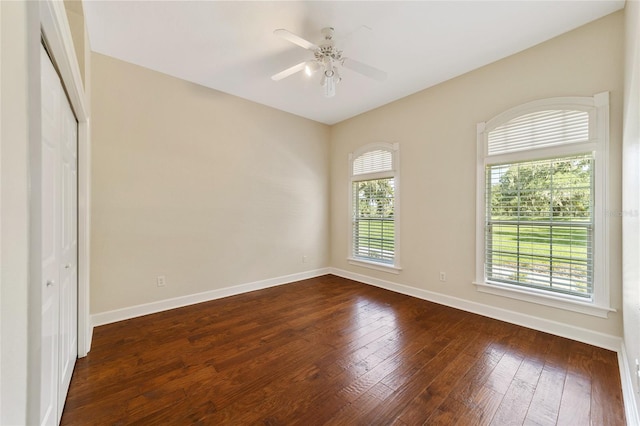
left=61, top=275, right=626, bottom=425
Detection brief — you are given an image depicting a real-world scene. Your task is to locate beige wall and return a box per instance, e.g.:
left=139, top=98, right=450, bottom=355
left=90, top=53, right=330, bottom=314
left=623, top=0, right=640, bottom=413
left=0, top=1, right=57, bottom=422
left=1, top=3, right=31, bottom=423
left=330, top=11, right=624, bottom=337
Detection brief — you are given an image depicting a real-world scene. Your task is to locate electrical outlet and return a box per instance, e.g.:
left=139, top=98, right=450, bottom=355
left=157, top=275, right=166, bottom=287
left=439, top=272, right=446, bottom=282
left=302, top=255, right=308, bottom=264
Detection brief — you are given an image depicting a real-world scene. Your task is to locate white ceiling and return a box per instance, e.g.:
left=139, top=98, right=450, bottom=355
left=83, top=1, right=624, bottom=125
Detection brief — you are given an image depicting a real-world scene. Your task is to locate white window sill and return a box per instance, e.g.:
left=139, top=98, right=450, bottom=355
left=473, top=280, right=615, bottom=318
left=348, top=258, right=402, bottom=274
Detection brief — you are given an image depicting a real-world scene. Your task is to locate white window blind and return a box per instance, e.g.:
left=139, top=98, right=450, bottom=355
left=353, top=149, right=393, bottom=175
left=488, top=110, right=589, bottom=156
left=352, top=178, right=395, bottom=264
left=350, top=145, right=398, bottom=269
left=485, top=155, right=594, bottom=298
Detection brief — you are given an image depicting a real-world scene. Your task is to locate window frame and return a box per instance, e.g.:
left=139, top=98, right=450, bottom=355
left=348, top=142, right=401, bottom=273
left=475, top=93, right=614, bottom=317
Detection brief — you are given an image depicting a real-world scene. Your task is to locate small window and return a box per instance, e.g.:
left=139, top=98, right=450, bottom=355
left=476, top=93, right=613, bottom=317
left=349, top=143, right=400, bottom=272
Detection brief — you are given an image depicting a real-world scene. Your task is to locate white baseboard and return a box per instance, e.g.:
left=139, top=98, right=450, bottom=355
left=329, top=267, right=622, bottom=352
left=91, top=268, right=331, bottom=327
left=619, top=342, right=640, bottom=426
left=78, top=323, right=93, bottom=358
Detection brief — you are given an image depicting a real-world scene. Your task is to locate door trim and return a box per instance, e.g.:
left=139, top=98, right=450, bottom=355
left=40, top=1, right=91, bottom=356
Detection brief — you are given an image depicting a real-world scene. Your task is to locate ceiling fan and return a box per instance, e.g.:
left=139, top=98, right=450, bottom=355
left=271, top=27, right=387, bottom=98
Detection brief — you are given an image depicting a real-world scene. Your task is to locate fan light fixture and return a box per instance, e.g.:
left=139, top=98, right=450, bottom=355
left=319, top=59, right=340, bottom=98
left=323, top=70, right=336, bottom=97
left=271, top=26, right=387, bottom=98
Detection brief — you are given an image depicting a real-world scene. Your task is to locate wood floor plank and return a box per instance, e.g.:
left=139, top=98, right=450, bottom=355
left=454, top=384, right=505, bottom=426
left=556, top=341, right=593, bottom=425
left=449, top=352, right=524, bottom=425
left=60, top=275, right=626, bottom=425
left=325, top=381, right=395, bottom=425
left=523, top=336, right=572, bottom=426
left=395, top=351, right=479, bottom=424
left=590, top=347, right=626, bottom=426
left=490, top=357, right=545, bottom=425
left=420, top=342, right=507, bottom=425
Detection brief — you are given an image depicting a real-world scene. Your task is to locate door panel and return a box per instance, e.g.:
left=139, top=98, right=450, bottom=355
left=40, top=44, right=78, bottom=426
left=40, top=45, right=61, bottom=426
left=58, top=94, right=78, bottom=413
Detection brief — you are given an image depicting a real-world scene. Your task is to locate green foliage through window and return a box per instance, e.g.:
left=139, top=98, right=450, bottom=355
left=486, top=154, right=593, bottom=297
left=353, top=178, right=395, bottom=263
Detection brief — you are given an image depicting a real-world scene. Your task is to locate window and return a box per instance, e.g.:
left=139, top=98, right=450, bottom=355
left=475, top=93, right=613, bottom=317
left=486, top=155, right=593, bottom=297
left=349, top=143, right=400, bottom=273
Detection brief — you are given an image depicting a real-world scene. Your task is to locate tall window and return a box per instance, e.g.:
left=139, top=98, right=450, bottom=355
left=349, top=143, right=400, bottom=272
left=476, top=94, right=612, bottom=317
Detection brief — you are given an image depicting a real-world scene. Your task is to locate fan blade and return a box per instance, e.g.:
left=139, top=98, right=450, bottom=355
left=342, top=58, right=387, bottom=82
left=274, top=29, right=319, bottom=51
left=271, top=62, right=307, bottom=81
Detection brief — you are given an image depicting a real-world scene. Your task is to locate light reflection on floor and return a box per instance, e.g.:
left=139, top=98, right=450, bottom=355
left=338, top=295, right=404, bottom=383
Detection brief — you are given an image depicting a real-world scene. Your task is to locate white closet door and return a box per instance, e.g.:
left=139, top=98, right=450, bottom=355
left=40, top=45, right=61, bottom=426
left=40, top=44, right=78, bottom=426
left=58, top=81, right=78, bottom=418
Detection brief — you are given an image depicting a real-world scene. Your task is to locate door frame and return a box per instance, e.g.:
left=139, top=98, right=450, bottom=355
left=40, top=1, right=91, bottom=357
